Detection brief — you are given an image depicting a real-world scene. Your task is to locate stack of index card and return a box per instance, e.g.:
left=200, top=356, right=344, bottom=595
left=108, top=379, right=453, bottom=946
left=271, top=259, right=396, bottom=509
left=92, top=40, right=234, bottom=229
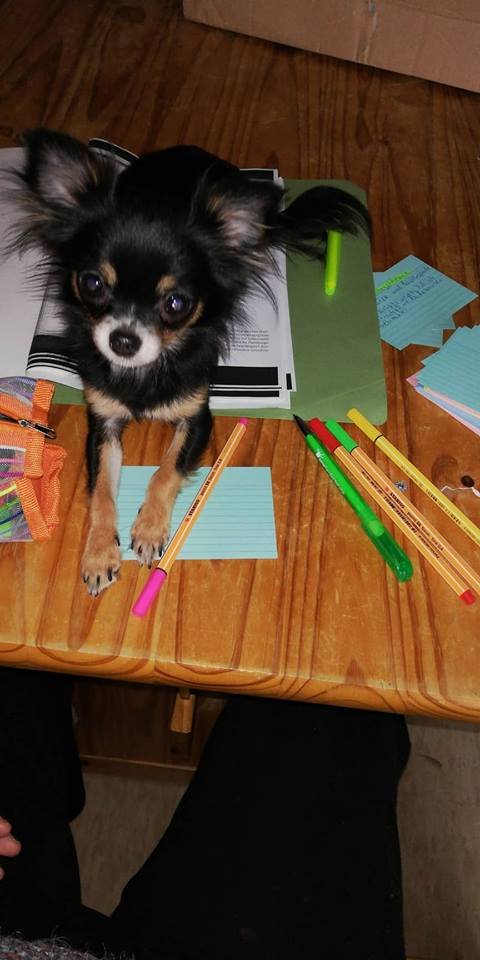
left=408, top=326, right=480, bottom=436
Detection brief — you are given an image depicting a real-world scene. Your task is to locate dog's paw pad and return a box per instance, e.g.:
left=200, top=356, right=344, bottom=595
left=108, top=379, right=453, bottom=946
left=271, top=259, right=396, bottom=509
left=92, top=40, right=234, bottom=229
left=130, top=510, right=170, bottom=567
left=81, top=537, right=122, bottom=597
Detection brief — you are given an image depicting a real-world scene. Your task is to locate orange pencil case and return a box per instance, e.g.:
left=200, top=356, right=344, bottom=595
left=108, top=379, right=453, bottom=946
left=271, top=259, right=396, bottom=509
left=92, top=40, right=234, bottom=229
left=0, top=376, right=67, bottom=542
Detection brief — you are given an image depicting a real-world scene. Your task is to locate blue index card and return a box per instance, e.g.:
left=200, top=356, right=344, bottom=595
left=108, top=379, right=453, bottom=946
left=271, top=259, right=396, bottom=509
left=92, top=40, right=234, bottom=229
left=415, top=325, right=480, bottom=412
left=117, top=466, right=277, bottom=561
left=374, top=256, right=477, bottom=349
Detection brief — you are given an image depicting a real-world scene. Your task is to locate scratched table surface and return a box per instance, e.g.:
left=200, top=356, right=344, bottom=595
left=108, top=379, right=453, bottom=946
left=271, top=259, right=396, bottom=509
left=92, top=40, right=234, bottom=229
left=0, top=0, right=479, bottom=721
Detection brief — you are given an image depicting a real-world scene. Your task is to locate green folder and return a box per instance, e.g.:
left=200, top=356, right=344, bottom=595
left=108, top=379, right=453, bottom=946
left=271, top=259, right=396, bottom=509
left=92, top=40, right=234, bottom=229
left=53, top=180, right=386, bottom=424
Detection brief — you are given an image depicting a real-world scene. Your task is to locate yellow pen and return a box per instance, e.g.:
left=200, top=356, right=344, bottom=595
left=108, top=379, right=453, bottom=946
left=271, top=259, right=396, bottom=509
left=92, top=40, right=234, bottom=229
left=348, top=407, right=480, bottom=549
left=324, top=230, right=342, bottom=296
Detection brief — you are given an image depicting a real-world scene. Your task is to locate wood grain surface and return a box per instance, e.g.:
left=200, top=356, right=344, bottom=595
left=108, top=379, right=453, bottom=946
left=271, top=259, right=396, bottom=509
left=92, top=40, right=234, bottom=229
left=0, top=0, right=479, bottom=721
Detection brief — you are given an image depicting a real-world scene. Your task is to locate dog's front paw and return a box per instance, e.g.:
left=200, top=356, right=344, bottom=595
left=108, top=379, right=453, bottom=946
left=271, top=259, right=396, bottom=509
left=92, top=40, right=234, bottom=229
left=130, top=506, right=170, bottom=567
left=82, top=532, right=122, bottom=597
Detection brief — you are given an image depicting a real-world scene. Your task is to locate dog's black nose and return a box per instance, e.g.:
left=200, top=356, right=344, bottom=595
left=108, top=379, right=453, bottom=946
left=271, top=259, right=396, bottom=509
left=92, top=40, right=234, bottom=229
left=109, top=328, right=141, bottom=357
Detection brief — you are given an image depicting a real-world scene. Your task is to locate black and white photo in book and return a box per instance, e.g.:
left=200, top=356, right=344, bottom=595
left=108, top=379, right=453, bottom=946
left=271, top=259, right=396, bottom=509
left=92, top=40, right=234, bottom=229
left=0, top=140, right=296, bottom=409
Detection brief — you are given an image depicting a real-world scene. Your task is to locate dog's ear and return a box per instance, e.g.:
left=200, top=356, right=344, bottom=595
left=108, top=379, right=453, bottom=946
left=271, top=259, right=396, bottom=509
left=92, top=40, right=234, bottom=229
left=197, top=174, right=283, bottom=256
left=12, top=129, right=117, bottom=250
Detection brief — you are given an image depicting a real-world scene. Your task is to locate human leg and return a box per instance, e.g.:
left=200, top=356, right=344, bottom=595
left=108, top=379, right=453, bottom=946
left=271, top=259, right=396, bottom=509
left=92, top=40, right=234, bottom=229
left=0, top=667, right=102, bottom=940
left=106, top=695, right=410, bottom=960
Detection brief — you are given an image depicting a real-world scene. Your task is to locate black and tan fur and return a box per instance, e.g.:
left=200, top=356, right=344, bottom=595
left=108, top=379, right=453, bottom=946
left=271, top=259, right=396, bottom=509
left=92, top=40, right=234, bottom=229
left=9, top=130, right=370, bottom=595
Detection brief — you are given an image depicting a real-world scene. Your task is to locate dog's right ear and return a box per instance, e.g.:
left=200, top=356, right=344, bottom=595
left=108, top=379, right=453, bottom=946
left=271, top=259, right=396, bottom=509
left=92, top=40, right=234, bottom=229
left=12, top=129, right=117, bottom=251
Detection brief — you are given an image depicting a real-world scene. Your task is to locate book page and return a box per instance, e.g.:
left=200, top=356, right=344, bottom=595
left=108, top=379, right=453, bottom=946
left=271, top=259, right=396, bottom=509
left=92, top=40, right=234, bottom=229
left=0, top=148, right=45, bottom=379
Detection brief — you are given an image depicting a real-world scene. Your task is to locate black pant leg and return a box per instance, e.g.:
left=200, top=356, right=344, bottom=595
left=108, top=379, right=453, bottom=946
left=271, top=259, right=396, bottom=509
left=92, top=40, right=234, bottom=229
left=106, top=695, right=410, bottom=960
left=0, top=667, right=90, bottom=938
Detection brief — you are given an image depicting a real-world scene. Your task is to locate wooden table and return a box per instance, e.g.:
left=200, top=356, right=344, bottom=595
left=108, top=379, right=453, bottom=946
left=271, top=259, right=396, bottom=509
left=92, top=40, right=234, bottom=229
left=1, top=366, right=479, bottom=722
left=0, top=0, right=479, bottom=723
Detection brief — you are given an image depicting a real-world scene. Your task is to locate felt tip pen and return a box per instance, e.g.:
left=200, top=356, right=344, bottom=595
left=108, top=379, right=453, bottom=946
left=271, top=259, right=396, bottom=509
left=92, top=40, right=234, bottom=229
left=293, top=416, right=413, bottom=581
left=347, top=407, right=480, bottom=550
left=311, top=418, right=475, bottom=604
left=322, top=417, right=479, bottom=599
left=132, top=418, right=249, bottom=617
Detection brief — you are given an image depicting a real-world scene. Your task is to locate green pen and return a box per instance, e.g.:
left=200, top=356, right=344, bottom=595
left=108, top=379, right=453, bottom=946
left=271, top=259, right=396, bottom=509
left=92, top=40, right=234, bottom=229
left=293, top=416, right=413, bottom=581
left=324, top=229, right=342, bottom=296
left=360, top=521, right=413, bottom=582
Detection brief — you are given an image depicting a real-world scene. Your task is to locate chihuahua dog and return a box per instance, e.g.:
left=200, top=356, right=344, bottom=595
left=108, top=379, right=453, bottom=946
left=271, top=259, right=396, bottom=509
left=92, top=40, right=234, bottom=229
left=10, top=129, right=370, bottom=595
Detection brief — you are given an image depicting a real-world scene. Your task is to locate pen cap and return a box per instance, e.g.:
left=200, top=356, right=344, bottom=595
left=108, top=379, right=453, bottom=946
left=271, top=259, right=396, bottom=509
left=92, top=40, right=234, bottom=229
left=361, top=522, right=413, bottom=582
left=347, top=408, right=381, bottom=443
left=325, top=420, right=358, bottom=453
left=132, top=569, right=167, bottom=617
left=307, top=419, right=339, bottom=453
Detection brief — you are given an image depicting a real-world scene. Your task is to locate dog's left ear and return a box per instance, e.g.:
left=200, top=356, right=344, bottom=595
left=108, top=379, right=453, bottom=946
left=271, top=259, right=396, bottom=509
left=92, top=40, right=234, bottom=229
left=12, top=129, right=117, bottom=252
left=198, top=175, right=283, bottom=255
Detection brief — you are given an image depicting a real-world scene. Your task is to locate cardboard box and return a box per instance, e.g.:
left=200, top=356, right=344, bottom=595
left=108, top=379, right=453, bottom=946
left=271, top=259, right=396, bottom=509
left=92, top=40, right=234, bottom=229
left=183, top=0, right=480, bottom=93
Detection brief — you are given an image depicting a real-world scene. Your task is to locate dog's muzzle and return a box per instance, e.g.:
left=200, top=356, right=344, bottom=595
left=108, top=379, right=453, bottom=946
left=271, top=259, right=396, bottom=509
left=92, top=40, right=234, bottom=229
left=109, top=328, right=142, bottom=358
left=93, top=315, right=162, bottom=368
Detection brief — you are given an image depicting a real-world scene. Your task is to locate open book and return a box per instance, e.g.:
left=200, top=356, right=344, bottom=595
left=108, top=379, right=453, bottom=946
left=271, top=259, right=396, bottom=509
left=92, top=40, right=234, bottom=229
left=0, top=141, right=295, bottom=410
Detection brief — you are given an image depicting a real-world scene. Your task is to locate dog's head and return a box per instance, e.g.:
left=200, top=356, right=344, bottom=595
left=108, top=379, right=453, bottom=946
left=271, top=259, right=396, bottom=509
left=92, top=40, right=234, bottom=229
left=11, top=130, right=284, bottom=372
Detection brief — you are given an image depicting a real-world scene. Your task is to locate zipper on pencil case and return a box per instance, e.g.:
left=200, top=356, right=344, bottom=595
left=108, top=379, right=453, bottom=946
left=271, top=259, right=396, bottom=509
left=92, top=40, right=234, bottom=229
left=0, top=412, right=56, bottom=439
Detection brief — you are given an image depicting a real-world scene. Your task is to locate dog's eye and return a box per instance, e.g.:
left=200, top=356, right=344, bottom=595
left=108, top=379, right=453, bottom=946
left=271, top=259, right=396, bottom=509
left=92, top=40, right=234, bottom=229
left=161, top=292, right=192, bottom=322
left=78, top=271, right=107, bottom=300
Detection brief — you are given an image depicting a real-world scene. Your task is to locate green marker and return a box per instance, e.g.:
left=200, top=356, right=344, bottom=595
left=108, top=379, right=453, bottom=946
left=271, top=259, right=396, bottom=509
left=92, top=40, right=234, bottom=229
left=293, top=416, right=413, bottom=582
left=324, top=229, right=342, bottom=296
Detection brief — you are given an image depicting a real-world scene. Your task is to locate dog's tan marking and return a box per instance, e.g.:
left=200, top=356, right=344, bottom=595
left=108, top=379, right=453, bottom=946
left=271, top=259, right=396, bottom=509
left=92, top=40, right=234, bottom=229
left=156, top=274, right=177, bottom=295
left=84, top=386, right=132, bottom=422
left=158, top=301, right=203, bottom=348
left=161, top=327, right=182, bottom=348
left=82, top=439, right=122, bottom=595
left=72, top=271, right=81, bottom=301
left=187, top=300, right=204, bottom=326
left=85, top=386, right=206, bottom=424
left=99, top=261, right=117, bottom=287
left=206, top=194, right=224, bottom=215
left=130, top=423, right=189, bottom=565
left=71, top=263, right=116, bottom=304
left=142, top=387, right=208, bottom=423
